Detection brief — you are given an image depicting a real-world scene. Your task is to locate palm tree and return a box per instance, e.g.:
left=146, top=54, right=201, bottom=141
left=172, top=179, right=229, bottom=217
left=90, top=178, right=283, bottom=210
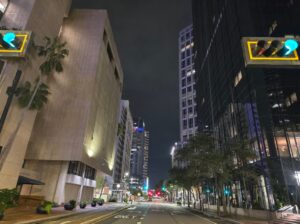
left=0, top=37, right=69, bottom=169
left=15, top=80, right=50, bottom=110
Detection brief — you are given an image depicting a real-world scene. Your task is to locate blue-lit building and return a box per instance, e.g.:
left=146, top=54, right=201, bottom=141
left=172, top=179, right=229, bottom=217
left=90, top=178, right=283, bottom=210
left=130, top=118, right=149, bottom=189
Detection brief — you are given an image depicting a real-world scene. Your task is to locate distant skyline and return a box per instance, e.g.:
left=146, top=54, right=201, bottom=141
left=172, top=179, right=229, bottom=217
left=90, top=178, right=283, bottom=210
left=72, top=0, right=192, bottom=187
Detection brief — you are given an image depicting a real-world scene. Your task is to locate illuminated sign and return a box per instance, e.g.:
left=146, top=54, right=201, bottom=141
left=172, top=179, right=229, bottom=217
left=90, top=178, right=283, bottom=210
left=242, top=37, right=300, bottom=68
left=0, top=30, right=32, bottom=58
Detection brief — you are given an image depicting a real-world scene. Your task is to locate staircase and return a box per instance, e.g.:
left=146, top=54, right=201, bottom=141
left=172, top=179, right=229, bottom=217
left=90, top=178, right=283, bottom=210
left=273, top=214, right=300, bottom=224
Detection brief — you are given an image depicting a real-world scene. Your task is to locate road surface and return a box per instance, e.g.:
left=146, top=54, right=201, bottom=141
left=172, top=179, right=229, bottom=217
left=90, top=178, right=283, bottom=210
left=42, top=200, right=229, bottom=224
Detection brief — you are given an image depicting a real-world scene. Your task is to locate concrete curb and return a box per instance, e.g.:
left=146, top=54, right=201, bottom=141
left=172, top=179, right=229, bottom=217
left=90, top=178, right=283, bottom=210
left=16, top=205, right=131, bottom=224
left=187, top=207, right=241, bottom=224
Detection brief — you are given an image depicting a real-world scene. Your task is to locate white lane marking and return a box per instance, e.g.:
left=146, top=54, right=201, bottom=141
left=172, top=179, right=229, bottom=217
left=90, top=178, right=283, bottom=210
left=128, top=206, right=137, bottom=210
left=60, top=221, right=72, bottom=224
left=137, top=222, right=142, bottom=224
left=188, top=211, right=217, bottom=224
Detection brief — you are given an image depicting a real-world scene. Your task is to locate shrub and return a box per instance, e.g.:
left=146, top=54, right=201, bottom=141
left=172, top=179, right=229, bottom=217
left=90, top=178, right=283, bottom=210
left=0, top=189, right=19, bottom=213
left=69, top=200, right=76, bottom=209
left=109, top=198, right=117, bottom=202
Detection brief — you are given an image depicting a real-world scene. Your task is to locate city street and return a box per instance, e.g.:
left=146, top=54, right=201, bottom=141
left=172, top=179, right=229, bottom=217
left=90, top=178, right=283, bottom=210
left=41, top=201, right=226, bottom=224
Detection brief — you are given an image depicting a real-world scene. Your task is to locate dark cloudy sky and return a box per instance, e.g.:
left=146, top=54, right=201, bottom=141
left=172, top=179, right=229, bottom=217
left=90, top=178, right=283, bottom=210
left=72, top=0, right=192, bottom=187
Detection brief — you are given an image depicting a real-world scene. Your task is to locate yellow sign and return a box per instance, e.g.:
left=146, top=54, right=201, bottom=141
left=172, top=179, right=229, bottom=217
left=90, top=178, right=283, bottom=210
left=242, top=37, right=300, bottom=68
left=246, top=41, right=299, bottom=61
left=0, top=31, right=31, bottom=57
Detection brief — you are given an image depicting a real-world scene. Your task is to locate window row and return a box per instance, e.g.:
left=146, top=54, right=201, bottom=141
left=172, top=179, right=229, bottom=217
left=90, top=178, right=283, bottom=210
left=181, top=68, right=196, bottom=78
left=180, top=31, right=192, bottom=41
left=67, top=161, right=96, bottom=180
left=182, top=98, right=196, bottom=107
left=181, top=58, right=194, bottom=68
left=181, top=86, right=196, bottom=95
left=182, top=106, right=197, bottom=116
left=181, top=76, right=195, bottom=87
left=180, top=49, right=193, bottom=59
left=182, top=117, right=197, bottom=129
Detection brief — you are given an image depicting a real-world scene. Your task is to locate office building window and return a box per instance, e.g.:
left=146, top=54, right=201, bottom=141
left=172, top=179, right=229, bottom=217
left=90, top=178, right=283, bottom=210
left=182, top=100, right=186, bottom=107
left=181, top=70, right=185, bottom=77
left=181, top=79, right=186, bottom=87
left=84, top=165, right=96, bottom=180
left=188, top=118, right=193, bottom=128
left=183, top=120, right=187, bottom=129
left=68, top=161, right=85, bottom=176
left=187, top=49, right=191, bottom=57
left=187, top=86, right=192, bottom=92
left=187, top=58, right=191, bottom=66
left=187, top=76, right=192, bottom=84
left=182, top=109, right=187, bottom=117
left=188, top=107, right=193, bottom=114
left=181, top=60, right=185, bottom=68
left=188, top=99, right=193, bottom=105
left=182, top=88, right=186, bottom=95
left=181, top=51, right=185, bottom=59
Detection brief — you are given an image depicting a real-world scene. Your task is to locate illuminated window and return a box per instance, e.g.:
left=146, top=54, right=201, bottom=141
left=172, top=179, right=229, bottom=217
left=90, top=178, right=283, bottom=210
left=234, top=71, right=242, bottom=87
left=291, top=93, right=298, bottom=104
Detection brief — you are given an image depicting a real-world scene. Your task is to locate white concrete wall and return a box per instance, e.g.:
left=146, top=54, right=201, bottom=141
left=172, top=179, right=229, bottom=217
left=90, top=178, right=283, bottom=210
left=0, top=0, right=71, bottom=189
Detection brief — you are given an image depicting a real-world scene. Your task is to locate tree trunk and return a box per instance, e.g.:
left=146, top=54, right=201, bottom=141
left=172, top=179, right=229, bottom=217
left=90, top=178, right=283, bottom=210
left=187, top=189, right=191, bottom=208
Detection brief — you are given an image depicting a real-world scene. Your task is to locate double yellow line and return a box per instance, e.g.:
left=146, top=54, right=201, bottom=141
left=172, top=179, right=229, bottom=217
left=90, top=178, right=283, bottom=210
left=80, top=206, right=131, bottom=224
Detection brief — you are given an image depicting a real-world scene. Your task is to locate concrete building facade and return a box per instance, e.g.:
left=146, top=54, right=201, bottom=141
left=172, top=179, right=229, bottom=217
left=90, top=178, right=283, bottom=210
left=0, top=0, right=72, bottom=190
left=17, top=9, right=123, bottom=204
left=113, top=100, right=133, bottom=184
left=179, top=25, right=197, bottom=143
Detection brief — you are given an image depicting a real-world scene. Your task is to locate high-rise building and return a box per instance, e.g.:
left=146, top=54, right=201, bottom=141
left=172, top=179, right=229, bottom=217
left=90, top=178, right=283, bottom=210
left=193, top=0, right=300, bottom=209
left=0, top=0, right=73, bottom=190
left=130, top=118, right=149, bottom=188
left=113, top=100, right=133, bottom=185
left=17, top=9, right=123, bottom=204
left=179, top=25, right=197, bottom=143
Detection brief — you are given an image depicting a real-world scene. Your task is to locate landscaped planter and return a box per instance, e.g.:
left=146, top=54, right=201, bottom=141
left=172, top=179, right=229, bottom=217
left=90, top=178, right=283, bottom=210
left=79, top=203, right=86, bottom=209
left=91, top=202, right=97, bottom=207
left=0, top=211, right=4, bottom=220
left=36, top=206, right=48, bottom=214
left=64, top=204, right=74, bottom=211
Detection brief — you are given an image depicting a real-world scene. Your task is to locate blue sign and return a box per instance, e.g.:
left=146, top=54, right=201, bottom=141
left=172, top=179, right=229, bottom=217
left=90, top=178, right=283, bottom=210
left=284, top=39, right=299, bottom=56
left=3, top=32, right=17, bottom=48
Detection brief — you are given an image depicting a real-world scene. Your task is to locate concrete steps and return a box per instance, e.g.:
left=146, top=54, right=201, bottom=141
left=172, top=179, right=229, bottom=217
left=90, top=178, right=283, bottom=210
left=273, top=214, right=300, bottom=224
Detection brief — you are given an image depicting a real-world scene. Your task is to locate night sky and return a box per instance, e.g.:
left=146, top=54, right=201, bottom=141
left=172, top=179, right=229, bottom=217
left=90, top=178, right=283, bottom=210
left=72, top=0, right=192, bottom=187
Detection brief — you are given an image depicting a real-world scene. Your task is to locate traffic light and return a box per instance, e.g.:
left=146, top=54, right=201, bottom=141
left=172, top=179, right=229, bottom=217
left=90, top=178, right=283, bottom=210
left=0, top=32, right=21, bottom=49
left=262, top=40, right=281, bottom=56
left=242, top=37, right=300, bottom=68
left=251, top=38, right=299, bottom=58
left=277, top=39, right=299, bottom=56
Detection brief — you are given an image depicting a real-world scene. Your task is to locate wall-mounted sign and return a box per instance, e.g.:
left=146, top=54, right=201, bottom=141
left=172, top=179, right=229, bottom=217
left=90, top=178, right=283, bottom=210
left=242, top=37, right=300, bottom=68
left=0, top=30, right=32, bottom=58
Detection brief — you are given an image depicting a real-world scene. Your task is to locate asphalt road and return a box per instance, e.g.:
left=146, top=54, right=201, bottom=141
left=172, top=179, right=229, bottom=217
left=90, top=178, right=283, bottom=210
left=42, top=201, right=229, bottom=224
left=99, top=201, right=220, bottom=224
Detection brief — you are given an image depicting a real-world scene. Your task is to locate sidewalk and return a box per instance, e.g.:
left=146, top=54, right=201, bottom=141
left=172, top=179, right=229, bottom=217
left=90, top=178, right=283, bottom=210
left=0, top=203, right=128, bottom=224
left=187, top=207, right=270, bottom=224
